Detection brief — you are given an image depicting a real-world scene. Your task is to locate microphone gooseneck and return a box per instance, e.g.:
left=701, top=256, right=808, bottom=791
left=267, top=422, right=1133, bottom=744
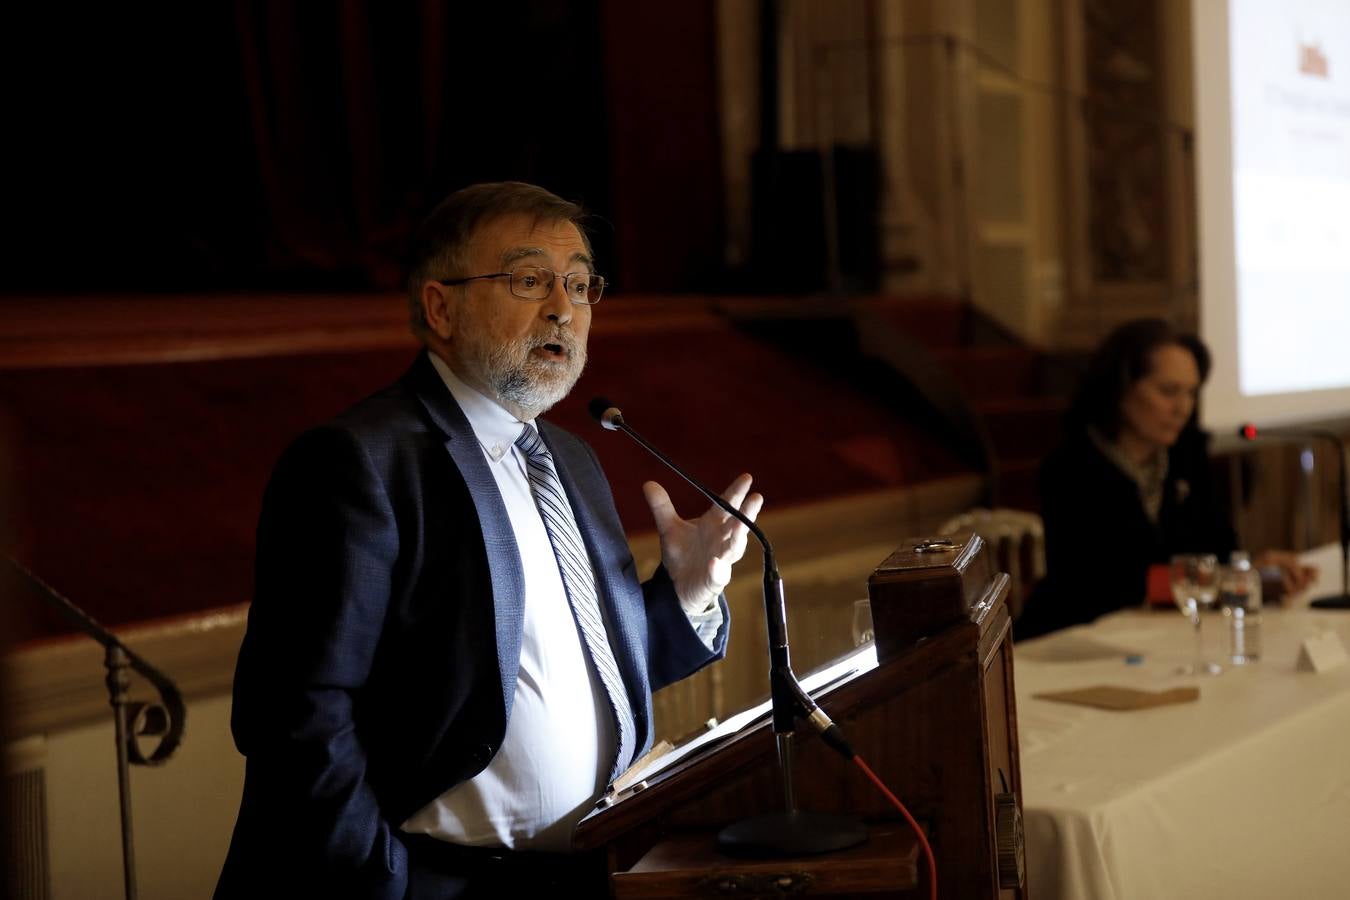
left=1237, top=422, right=1350, bottom=607
left=589, top=397, right=865, bottom=855
left=586, top=397, right=848, bottom=748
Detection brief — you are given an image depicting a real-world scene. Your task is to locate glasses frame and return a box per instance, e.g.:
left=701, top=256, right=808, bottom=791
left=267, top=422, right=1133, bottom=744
left=438, top=266, right=605, bottom=305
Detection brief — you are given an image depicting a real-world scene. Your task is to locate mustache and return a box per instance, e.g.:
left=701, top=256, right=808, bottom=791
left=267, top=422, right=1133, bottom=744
left=526, top=327, right=581, bottom=356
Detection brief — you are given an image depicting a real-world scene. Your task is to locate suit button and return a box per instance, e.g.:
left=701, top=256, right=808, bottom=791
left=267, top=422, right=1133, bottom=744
left=474, top=744, right=495, bottom=766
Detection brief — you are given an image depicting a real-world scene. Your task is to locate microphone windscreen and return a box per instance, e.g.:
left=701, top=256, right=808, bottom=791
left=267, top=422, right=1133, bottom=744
left=587, top=396, right=614, bottom=424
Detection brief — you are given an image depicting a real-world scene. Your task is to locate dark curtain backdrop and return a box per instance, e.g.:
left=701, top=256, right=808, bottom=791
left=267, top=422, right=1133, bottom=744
left=0, top=1, right=730, bottom=640
left=5, top=2, right=722, bottom=294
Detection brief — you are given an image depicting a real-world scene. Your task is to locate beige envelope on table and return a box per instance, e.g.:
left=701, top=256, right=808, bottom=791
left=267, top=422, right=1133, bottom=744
left=1034, top=685, right=1200, bottom=711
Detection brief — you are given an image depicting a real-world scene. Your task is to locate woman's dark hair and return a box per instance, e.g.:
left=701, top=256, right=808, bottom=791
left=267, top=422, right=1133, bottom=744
left=1067, top=318, right=1211, bottom=439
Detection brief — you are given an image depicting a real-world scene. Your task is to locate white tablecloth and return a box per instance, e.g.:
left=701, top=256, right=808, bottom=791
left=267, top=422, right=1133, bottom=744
left=1015, top=544, right=1350, bottom=900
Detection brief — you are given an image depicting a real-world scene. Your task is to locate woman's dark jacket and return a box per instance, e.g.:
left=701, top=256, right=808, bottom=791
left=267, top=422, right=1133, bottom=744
left=1016, top=426, right=1237, bottom=640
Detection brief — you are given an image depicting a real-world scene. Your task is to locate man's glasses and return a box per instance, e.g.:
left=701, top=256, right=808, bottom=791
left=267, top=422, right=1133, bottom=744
left=439, top=266, right=605, bottom=305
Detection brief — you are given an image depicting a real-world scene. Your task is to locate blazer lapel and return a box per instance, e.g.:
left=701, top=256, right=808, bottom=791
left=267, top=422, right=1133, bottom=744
left=406, top=352, right=524, bottom=723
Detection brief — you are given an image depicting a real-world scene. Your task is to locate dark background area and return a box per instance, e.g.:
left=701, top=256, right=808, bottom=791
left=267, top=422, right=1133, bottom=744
left=3, top=1, right=725, bottom=295
left=0, top=0, right=733, bottom=639
left=1, top=3, right=971, bottom=642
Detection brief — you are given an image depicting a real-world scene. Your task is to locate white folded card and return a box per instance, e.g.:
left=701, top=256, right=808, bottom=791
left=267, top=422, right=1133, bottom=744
left=1296, top=631, right=1349, bottom=674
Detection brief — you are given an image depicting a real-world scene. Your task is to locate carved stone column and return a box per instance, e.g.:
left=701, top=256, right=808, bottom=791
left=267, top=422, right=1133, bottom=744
left=1053, top=0, right=1195, bottom=347
left=872, top=0, right=952, bottom=293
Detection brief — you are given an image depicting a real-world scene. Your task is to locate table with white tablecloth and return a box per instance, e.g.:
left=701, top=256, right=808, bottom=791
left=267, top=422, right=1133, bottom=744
left=1015, top=544, right=1350, bottom=900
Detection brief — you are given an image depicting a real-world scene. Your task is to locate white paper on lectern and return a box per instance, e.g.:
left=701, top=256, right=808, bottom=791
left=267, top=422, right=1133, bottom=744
left=622, top=643, right=879, bottom=787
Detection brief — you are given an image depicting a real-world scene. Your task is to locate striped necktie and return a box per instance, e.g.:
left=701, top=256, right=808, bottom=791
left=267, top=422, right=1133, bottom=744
left=514, top=423, right=636, bottom=778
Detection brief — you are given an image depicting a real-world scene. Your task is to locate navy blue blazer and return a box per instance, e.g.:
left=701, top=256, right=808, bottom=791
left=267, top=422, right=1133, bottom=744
left=215, top=352, right=728, bottom=899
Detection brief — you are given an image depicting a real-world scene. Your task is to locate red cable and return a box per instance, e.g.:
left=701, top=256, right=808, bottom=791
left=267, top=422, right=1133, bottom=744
left=852, top=754, right=938, bottom=900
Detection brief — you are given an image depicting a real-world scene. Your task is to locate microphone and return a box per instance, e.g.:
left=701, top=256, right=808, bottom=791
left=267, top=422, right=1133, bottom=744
left=586, top=397, right=847, bottom=746
left=1237, top=423, right=1350, bottom=609
left=590, top=398, right=624, bottom=432
left=588, top=396, right=865, bottom=855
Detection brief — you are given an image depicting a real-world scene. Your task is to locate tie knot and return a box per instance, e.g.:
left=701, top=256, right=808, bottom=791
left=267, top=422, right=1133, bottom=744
left=515, top=423, right=548, bottom=460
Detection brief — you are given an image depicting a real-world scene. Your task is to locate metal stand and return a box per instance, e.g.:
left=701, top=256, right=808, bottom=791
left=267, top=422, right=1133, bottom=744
left=1307, top=434, right=1350, bottom=609
left=591, top=402, right=866, bottom=857
left=715, top=567, right=867, bottom=857
left=1237, top=427, right=1350, bottom=610
left=718, top=731, right=867, bottom=857
left=106, top=646, right=138, bottom=900
left=8, top=557, right=185, bottom=900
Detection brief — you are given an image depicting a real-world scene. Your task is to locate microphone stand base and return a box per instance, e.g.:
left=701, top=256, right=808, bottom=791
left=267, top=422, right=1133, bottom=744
left=717, top=810, right=868, bottom=858
left=1310, top=593, right=1350, bottom=610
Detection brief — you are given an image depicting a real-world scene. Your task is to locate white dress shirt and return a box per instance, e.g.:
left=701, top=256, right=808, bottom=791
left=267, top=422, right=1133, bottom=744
left=402, top=354, right=613, bottom=851
left=401, top=353, right=723, bottom=850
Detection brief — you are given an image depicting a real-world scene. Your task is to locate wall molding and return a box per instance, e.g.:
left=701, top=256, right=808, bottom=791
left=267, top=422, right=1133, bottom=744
left=3, top=605, right=248, bottom=738
left=4, top=475, right=986, bottom=742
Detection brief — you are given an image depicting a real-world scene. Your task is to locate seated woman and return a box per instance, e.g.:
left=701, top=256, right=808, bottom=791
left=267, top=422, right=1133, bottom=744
left=1016, top=318, right=1316, bottom=640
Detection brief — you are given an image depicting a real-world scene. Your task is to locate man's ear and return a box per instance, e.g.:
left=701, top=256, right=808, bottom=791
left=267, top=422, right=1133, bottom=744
left=420, top=281, right=455, bottom=341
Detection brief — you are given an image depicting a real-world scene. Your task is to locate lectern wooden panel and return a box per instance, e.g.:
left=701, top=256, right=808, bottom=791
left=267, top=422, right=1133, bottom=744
left=576, top=533, right=1025, bottom=899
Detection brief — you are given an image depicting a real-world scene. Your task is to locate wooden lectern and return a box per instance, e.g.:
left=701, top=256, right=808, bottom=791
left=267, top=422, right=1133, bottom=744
left=575, top=533, right=1026, bottom=899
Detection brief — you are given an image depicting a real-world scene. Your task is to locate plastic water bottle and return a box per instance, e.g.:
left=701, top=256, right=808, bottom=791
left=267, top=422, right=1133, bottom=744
left=1221, top=551, right=1262, bottom=664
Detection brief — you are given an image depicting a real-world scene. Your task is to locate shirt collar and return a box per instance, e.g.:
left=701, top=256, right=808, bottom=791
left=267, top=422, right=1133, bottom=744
left=427, top=351, right=533, bottom=462
left=1088, top=426, right=1169, bottom=522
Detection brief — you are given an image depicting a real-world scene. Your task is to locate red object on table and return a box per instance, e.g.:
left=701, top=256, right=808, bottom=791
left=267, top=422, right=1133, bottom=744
left=1146, top=563, right=1173, bottom=607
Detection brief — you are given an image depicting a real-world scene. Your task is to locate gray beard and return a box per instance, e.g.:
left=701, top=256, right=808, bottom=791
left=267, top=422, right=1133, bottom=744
left=475, top=330, right=587, bottom=420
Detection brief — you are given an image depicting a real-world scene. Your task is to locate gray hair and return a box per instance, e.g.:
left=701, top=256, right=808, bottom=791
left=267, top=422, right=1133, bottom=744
left=405, top=182, right=594, bottom=336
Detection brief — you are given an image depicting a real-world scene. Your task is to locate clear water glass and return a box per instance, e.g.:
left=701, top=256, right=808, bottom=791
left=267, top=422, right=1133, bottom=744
left=852, top=598, right=874, bottom=647
left=1171, top=554, right=1223, bottom=676
left=1220, top=552, right=1263, bottom=664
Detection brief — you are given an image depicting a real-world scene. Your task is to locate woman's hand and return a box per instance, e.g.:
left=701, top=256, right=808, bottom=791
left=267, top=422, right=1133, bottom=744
left=1255, top=549, right=1319, bottom=598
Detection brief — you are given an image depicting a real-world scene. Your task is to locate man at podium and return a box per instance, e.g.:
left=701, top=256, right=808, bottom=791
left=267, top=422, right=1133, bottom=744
left=215, top=182, right=763, bottom=899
